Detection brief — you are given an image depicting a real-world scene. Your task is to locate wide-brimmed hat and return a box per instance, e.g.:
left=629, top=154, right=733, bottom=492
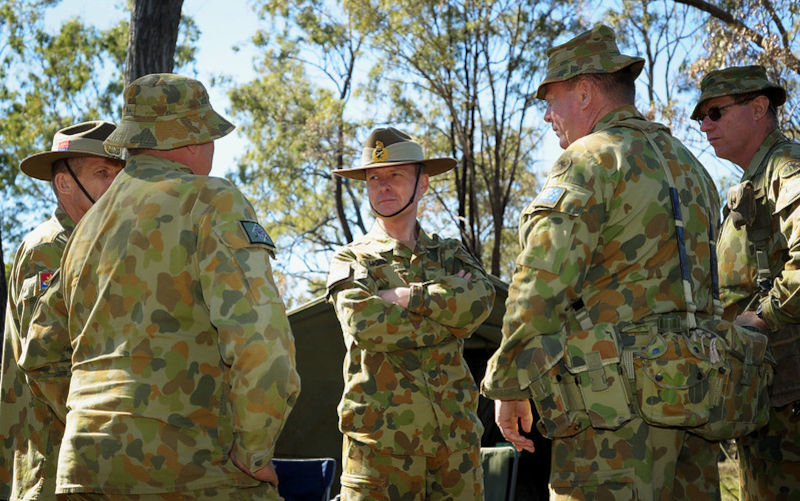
left=691, top=65, right=787, bottom=120
left=103, top=73, right=234, bottom=152
left=332, top=127, right=456, bottom=180
left=535, top=24, right=644, bottom=99
left=20, top=120, right=120, bottom=181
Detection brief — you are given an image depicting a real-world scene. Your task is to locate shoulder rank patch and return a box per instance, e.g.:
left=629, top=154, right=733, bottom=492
left=551, top=157, right=572, bottom=176
left=39, top=271, right=54, bottom=292
left=533, top=186, right=566, bottom=208
left=239, top=220, right=276, bottom=257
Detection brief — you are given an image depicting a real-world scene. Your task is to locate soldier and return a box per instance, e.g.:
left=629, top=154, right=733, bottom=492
left=693, top=65, right=800, bottom=500
left=0, top=121, right=124, bottom=500
left=326, top=127, right=496, bottom=500
left=20, top=73, right=300, bottom=500
left=481, top=25, right=724, bottom=499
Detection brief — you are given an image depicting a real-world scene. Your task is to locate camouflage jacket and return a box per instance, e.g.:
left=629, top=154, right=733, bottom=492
left=717, top=129, right=800, bottom=406
left=326, top=224, right=495, bottom=456
left=482, top=106, right=721, bottom=400
left=718, top=129, right=800, bottom=324
left=0, top=209, right=73, bottom=501
left=20, top=155, right=300, bottom=494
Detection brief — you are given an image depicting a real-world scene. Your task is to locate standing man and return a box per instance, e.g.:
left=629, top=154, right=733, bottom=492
left=482, top=25, right=724, bottom=499
left=0, top=121, right=124, bottom=500
left=21, top=73, right=300, bottom=500
left=326, top=127, right=496, bottom=500
left=694, top=65, right=800, bottom=500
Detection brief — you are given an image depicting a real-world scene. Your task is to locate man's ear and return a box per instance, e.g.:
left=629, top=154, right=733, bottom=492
left=418, top=172, right=430, bottom=197
left=577, top=77, right=593, bottom=109
left=53, top=170, right=73, bottom=195
left=751, top=95, right=770, bottom=121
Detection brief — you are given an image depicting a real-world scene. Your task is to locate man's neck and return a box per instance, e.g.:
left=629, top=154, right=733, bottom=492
left=377, top=213, right=418, bottom=250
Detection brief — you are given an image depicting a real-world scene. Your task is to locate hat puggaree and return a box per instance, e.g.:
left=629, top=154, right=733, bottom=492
left=20, top=120, right=121, bottom=181
left=333, top=127, right=456, bottom=180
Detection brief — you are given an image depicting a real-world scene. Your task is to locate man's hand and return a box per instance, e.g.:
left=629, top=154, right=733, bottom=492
left=735, top=310, right=767, bottom=332
left=378, top=287, right=411, bottom=308
left=495, top=399, right=535, bottom=453
left=456, top=269, right=472, bottom=280
left=230, top=451, right=279, bottom=486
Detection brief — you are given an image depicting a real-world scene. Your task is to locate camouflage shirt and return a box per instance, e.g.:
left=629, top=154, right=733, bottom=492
left=327, top=224, right=495, bottom=456
left=20, top=155, right=300, bottom=494
left=482, top=106, right=721, bottom=399
left=718, top=129, right=800, bottom=325
left=0, top=209, right=73, bottom=501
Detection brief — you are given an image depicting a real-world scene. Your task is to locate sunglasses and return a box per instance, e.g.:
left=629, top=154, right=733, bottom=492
left=696, top=96, right=755, bottom=124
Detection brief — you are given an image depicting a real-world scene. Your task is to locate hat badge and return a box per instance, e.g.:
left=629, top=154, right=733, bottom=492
left=372, top=141, right=388, bottom=162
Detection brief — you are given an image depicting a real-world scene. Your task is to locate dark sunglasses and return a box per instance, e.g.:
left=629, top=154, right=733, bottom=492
left=696, top=96, right=755, bottom=124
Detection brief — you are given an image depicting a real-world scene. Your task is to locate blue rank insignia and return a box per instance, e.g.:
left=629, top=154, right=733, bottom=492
left=240, top=220, right=275, bottom=247
left=534, top=186, right=565, bottom=208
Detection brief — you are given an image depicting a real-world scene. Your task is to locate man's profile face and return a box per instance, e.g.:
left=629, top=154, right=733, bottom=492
left=365, top=163, right=428, bottom=218
left=698, top=95, right=756, bottom=166
left=543, top=79, right=590, bottom=149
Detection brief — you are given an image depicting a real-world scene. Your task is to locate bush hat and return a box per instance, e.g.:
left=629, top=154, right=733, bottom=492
left=691, top=65, right=787, bottom=120
left=103, top=73, right=234, bottom=152
left=535, top=24, right=644, bottom=99
left=20, top=120, right=120, bottom=181
left=333, top=127, right=456, bottom=180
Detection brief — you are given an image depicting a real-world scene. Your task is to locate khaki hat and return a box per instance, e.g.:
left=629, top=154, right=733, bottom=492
left=535, top=24, right=644, bottom=99
left=103, top=73, right=234, bottom=151
left=691, top=65, right=787, bottom=120
left=20, top=120, right=120, bottom=181
left=333, top=127, right=456, bottom=180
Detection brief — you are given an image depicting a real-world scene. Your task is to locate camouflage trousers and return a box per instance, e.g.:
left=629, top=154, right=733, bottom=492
left=549, top=417, right=721, bottom=501
left=738, top=402, right=800, bottom=500
left=61, top=482, right=281, bottom=501
left=339, top=436, right=482, bottom=501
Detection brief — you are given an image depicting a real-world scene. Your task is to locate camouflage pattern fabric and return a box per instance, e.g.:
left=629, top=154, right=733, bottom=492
left=691, top=65, right=786, bottom=120
left=0, top=209, right=74, bottom=500
left=103, top=73, right=234, bottom=152
left=714, top=129, right=800, bottom=498
left=482, top=106, right=722, bottom=498
left=326, top=223, right=495, bottom=460
left=535, top=24, right=644, bottom=99
left=340, top=436, right=482, bottom=501
left=20, top=154, right=300, bottom=495
left=549, top=418, right=720, bottom=500
left=63, top=482, right=280, bottom=501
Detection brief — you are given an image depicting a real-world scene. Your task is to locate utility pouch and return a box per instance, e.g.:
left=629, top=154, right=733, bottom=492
left=691, top=317, right=773, bottom=440
left=764, top=323, right=800, bottom=407
left=631, top=330, right=713, bottom=428
left=726, top=180, right=756, bottom=229
left=563, top=322, right=633, bottom=430
left=522, top=328, right=590, bottom=439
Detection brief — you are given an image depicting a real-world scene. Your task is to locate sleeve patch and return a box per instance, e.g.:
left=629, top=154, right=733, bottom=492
left=39, top=271, right=54, bottom=292
left=533, top=186, right=566, bottom=208
left=239, top=221, right=276, bottom=253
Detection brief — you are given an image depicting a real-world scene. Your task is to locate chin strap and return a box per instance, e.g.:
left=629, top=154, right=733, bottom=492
left=370, top=164, right=422, bottom=218
left=64, top=158, right=96, bottom=204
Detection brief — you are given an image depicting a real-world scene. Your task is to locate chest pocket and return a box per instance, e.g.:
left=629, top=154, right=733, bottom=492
left=516, top=183, right=593, bottom=273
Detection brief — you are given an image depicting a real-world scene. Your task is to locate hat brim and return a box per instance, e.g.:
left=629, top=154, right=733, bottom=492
left=332, top=157, right=456, bottom=180
left=691, top=85, right=787, bottom=120
left=20, top=150, right=117, bottom=181
left=103, top=109, right=235, bottom=151
left=535, top=57, right=645, bottom=99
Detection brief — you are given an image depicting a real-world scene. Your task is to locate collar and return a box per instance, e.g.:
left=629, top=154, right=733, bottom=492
left=743, top=128, right=788, bottom=180
left=128, top=153, right=195, bottom=175
left=54, top=206, right=76, bottom=235
left=364, top=221, right=437, bottom=254
left=591, top=105, right=669, bottom=136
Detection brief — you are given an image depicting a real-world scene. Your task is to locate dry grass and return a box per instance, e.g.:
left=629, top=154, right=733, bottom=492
left=719, top=451, right=740, bottom=501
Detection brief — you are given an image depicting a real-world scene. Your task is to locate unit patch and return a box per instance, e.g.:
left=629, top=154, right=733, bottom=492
left=534, top=186, right=566, bottom=208
left=39, top=271, right=54, bottom=291
left=239, top=221, right=276, bottom=257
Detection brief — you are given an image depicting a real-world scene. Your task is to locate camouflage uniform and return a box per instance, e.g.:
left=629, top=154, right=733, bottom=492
left=20, top=74, right=300, bottom=498
left=327, top=127, right=496, bottom=500
left=327, top=224, right=495, bottom=500
left=1, top=121, right=122, bottom=501
left=482, top=26, right=723, bottom=500
left=0, top=210, right=74, bottom=500
left=694, top=66, right=800, bottom=500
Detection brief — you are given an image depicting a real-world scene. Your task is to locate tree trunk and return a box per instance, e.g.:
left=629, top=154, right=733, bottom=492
left=0, top=224, right=7, bottom=345
left=124, top=0, right=185, bottom=86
